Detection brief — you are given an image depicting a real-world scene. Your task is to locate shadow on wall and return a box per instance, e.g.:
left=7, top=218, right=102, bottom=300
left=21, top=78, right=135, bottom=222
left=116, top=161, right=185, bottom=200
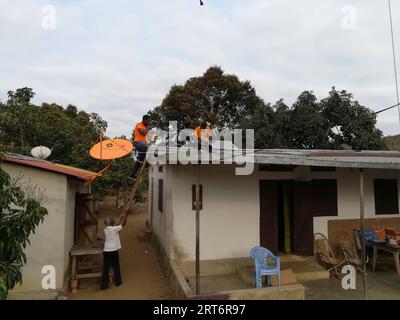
left=173, top=239, right=189, bottom=261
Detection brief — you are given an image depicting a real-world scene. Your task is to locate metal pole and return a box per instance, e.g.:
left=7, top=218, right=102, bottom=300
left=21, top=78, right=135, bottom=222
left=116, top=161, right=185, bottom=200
left=359, top=168, right=368, bottom=300
left=195, top=164, right=201, bottom=295
left=100, top=131, right=103, bottom=160
left=388, top=0, right=400, bottom=132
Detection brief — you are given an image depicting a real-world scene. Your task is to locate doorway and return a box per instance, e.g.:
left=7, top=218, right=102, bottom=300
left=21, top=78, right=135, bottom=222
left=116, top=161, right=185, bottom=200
left=259, top=180, right=292, bottom=255
left=259, top=179, right=338, bottom=256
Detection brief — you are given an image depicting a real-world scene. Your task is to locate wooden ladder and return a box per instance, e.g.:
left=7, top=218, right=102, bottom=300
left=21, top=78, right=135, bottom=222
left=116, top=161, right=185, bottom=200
left=122, top=156, right=148, bottom=214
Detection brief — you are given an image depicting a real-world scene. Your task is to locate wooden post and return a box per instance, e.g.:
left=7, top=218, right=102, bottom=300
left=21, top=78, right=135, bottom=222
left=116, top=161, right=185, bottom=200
left=74, top=193, right=80, bottom=245
left=360, top=168, right=368, bottom=300
left=283, top=181, right=291, bottom=254
left=195, top=164, right=201, bottom=295
left=99, top=131, right=103, bottom=160
left=71, top=256, right=78, bottom=291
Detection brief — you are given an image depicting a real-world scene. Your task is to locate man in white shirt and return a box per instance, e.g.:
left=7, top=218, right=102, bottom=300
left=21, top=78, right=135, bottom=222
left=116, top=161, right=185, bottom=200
left=101, top=212, right=128, bottom=290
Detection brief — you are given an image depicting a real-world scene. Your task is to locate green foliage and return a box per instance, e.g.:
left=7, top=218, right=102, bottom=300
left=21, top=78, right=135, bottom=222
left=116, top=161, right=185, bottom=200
left=0, top=87, right=112, bottom=189
left=148, top=66, right=263, bottom=130
left=321, top=88, right=387, bottom=150
left=241, top=89, right=386, bottom=150
left=384, top=135, right=400, bottom=151
left=0, top=87, right=149, bottom=202
left=149, top=67, right=387, bottom=151
left=134, top=169, right=149, bottom=203
left=0, top=153, right=48, bottom=299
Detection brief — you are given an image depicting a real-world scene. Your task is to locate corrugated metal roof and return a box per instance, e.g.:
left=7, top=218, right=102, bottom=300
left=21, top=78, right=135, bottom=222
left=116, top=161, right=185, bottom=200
left=154, top=148, right=400, bottom=170
left=252, top=149, right=400, bottom=169
left=2, top=153, right=96, bottom=181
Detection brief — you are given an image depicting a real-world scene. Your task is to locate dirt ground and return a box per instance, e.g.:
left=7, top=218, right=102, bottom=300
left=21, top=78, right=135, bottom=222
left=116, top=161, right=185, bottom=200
left=67, top=196, right=172, bottom=300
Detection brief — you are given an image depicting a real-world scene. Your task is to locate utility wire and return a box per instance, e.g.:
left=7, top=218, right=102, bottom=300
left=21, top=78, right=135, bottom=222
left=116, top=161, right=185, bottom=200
left=374, top=102, right=400, bottom=115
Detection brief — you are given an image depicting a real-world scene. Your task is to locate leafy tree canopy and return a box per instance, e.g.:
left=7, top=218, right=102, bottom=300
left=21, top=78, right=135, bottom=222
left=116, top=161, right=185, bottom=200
left=0, top=87, right=109, bottom=179
left=148, top=66, right=265, bottom=130
left=149, top=67, right=386, bottom=150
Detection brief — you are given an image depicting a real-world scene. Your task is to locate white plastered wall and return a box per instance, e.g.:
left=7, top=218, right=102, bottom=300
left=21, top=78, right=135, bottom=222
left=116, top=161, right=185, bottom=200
left=2, top=162, right=89, bottom=292
left=150, top=164, right=400, bottom=262
left=313, top=168, right=400, bottom=237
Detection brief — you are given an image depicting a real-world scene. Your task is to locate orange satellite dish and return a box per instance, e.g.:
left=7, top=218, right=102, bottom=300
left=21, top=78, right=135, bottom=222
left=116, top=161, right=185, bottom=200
left=89, top=139, right=133, bottom=160
left=85, top=138, right=133, bottom=186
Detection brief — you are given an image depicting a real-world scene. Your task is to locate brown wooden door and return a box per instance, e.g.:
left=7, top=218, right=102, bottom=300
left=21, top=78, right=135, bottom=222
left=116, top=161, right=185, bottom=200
left=291, top=181, right=314, bottom=255
left=291, top=180, right=338, bottom=255
left=259, top=181, right=279, bottom=254
left=75, top=193, right=99, bottom=244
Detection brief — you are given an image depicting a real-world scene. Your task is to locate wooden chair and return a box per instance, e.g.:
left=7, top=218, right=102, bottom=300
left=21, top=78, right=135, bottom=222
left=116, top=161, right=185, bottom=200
left=338, top=231, right=363, bottom=272
left=314, top=233, right=345, bottom=273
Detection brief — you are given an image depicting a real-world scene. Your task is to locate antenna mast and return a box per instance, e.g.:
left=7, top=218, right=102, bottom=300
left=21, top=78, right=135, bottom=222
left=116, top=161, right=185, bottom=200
left=388, top=0, right=400, bottom=132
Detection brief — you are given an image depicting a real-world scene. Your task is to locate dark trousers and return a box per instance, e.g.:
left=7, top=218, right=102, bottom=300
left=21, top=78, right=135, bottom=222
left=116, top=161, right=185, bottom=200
left=130, top=141, right=148, bottom=178
left=102, top=250, right=122, bottom=288
left=197, top=140, right=212, bottom=153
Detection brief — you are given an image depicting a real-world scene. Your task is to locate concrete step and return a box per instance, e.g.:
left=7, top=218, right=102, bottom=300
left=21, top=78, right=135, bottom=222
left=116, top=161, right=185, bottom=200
left=279, top=255, right=310, bottom=263
left=281, top=260, right=329, bottom=282
left=237, top=258, right=329, bottom=285
left=237, top=265, right=256, bottom=285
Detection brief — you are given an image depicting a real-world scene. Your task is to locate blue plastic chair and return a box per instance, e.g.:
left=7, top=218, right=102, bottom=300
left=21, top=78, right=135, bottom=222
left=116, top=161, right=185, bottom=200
left=250, top=246, right=280, bottom=288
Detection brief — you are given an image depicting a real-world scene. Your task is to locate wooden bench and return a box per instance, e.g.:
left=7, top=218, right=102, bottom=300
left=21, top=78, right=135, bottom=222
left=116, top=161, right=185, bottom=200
left=70, top=243, right=113, bottom=291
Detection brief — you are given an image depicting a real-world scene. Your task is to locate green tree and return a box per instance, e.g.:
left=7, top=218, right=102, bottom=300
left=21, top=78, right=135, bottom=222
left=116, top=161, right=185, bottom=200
left=321, top=88, right=386, bottom=150
left=0, top=88, right=108, bottom=174
left=148, top=66, right=264, bottom=130
left=240, top=102, right=276, bottom=149
left=0, top=153, right=48, bottom=300
left=286, top=91, right=329, bottom=149
left=242, top=89, right=387, bottom=151
left=271, top=99, right=292, bottom=148
left=0, top=88, right=36, bottom=154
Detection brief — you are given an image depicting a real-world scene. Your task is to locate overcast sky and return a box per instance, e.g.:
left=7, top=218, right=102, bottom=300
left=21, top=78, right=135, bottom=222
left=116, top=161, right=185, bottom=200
left=1, top=0, right=400, bottom=137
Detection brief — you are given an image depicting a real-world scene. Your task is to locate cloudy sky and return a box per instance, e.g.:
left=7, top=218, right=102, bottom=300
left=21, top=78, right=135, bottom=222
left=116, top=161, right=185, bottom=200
left=1, top=0, right=400, bottom=137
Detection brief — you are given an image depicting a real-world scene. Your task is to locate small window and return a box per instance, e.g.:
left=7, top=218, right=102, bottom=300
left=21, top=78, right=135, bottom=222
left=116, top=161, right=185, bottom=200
left=374, top=179, right=399, bottom=215
left=192, top=184, right=203, bottom=210
left=159, top=166, right=163, bottom=173
left=158, top=179, right=163, bottom=213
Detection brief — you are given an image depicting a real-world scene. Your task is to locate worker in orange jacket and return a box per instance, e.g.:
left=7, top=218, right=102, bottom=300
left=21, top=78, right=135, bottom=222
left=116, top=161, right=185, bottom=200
left=129, top=115, right=150, bottom=181
left=194, top=121, right=212, bottom=152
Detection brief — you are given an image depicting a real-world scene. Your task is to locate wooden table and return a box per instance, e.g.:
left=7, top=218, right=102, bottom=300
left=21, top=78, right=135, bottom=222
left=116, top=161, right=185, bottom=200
left=371, top=242, right=400, bottom=275
left=70, top=243, right=104, bottom=291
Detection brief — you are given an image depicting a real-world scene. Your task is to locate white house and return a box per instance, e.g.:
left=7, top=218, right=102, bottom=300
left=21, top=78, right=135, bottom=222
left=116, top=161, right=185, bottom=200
left=1, top=154, right=95, bottom=299
left=148, top=149, right=400, bottom=265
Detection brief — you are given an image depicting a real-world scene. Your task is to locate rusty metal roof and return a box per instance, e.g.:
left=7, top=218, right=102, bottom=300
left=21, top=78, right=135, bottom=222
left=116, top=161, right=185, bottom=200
left=2, top=154, right=96, bottom=181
